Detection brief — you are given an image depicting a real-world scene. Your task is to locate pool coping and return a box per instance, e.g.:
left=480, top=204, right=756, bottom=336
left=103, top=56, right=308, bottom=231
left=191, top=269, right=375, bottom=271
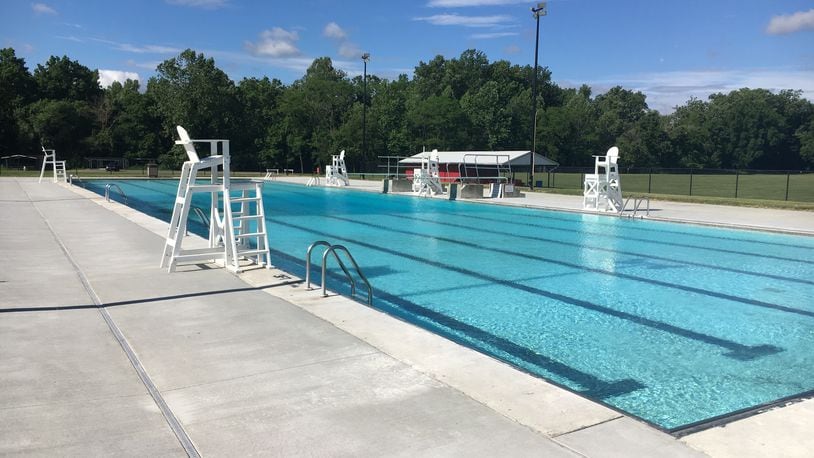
left=66, top=179, right=814, bottom=457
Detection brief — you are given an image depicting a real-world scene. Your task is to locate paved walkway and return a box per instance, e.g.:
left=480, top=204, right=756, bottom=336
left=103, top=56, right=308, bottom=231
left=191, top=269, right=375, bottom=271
left=2, top=177, right=812, bottom=457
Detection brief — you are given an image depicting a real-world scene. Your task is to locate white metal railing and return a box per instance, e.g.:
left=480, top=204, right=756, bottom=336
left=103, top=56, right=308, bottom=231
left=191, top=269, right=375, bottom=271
left=68, top=174, right=85, bottom=188
left=104, top=183, right=128, bottom=204
left=305, top=240, right=372, bottom=305
left=618, top=195, right=650, bottom=218
left=306, top=176, right=320, bottom=186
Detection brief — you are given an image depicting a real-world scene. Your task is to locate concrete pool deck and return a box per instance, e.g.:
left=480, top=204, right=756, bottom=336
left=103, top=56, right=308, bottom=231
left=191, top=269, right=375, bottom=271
left=1, top=176, right=812, bottom=457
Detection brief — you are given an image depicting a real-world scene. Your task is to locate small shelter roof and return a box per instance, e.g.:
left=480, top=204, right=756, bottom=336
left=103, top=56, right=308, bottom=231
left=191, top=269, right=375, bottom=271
left=398, top=150, right=558, bottom=167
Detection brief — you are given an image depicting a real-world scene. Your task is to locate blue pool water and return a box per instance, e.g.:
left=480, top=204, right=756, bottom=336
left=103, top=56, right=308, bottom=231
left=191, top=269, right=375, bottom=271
left=88, top=179, right=814, bottom=431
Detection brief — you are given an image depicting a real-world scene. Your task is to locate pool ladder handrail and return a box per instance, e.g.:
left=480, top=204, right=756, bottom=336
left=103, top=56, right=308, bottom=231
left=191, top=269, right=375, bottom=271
left=104, top=183, right=128, bottom=205
left=619, top=195, right=650, bottom=218
left=306, top=240, right=372, bottom=305
left=68, top=174, right=85, bottom=188
left=306, top=176, right=320, bottom=187
left=192, top=206, right=210, bottom=226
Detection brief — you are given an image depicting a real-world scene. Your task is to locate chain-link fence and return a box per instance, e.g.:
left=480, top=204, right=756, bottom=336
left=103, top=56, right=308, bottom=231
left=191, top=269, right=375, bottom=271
left=535, top=167, right=814, bottom=203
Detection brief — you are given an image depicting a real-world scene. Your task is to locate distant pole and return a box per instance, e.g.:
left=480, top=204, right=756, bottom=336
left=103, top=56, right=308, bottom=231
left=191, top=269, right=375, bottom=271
left=362, top=53, right=370, bottom=162
left=529, top=2, right=547, bottom=190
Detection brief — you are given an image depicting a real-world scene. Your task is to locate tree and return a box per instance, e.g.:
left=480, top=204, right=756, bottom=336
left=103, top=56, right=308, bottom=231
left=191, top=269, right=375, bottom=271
left=593, top=86, right=648, bottom=150
left=33, top=55, right=101, bottom=102
left=443, top=49, right=490, bottom=99
left=406, top=90, right=470, bottom=151
left=413, top=55, right=448, bottom=99
left=666, top=98, right=717, bottom=168
left=20, top=99, right=95, bottom=165
left=147, top=49, right=239, bottom=168
left=539, top=85, right=598, bottom=166
left=617, top=111, right=673, bottom=167
left=92, top=80, right=162, bottom=161
left=795, top=119, right=814, bottom=168
left=235, top=76, right=285, bottom=170
left=278, top=57, right=354, bottom=171
left=0, top=48, right=36, bottom=156
left=460, top=81, right=511, bottom=150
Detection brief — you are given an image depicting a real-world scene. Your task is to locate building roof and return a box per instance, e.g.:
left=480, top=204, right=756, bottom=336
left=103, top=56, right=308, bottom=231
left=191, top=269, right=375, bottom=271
left=398, top=150, right=558, bottom=167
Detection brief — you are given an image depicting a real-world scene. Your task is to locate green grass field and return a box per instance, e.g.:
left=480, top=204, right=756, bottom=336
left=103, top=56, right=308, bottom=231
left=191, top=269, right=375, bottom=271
left=539, top=171, right=814, bottom=203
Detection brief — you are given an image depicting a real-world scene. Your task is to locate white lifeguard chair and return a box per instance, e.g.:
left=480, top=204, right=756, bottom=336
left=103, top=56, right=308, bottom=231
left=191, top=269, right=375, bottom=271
left=412, top=149, right=444, bottom=196
left=583, top=146, right=623, bottom=212
left=160, top=126, right=271, bottom=273
left=38, top=147, right=67, bottom=183
left=325, top=150, right=350, bottom=186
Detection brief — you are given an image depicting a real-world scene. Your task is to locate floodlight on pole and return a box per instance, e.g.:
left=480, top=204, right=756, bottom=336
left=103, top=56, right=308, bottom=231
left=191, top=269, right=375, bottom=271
left=529, top=2, right=546, bottom=190
left=362, top=53, right=370, bottom=161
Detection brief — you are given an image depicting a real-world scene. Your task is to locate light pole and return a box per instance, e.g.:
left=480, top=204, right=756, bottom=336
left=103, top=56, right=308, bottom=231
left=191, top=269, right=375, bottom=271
left=362, top=52, right=370, bottom=161
left=529, top=2, right=546, bottom=190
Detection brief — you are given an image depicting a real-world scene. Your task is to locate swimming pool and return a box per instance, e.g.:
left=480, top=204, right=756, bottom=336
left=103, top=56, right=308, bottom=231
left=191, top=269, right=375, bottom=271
left=87, top=179, right=814, bottom=432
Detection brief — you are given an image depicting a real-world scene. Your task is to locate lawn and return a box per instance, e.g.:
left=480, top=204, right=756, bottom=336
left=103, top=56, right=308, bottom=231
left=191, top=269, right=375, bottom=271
left=537, top=171, right=814, bottom=203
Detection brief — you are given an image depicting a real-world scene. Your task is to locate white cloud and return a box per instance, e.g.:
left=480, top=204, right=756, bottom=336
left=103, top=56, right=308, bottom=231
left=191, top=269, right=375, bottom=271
left=116, top=44, right=181, bottom=54
left=323, top=22, right=347, bottom=40
left=56, top=35, right=84, bottom=43
left=98, top=69, right=140, bottom=87
left=89, top=38, right=180, bottom=54
left=414, top=14, right=513, bottom=28
left=338, top=42, right=363, bottom=59
left=766, top=9, right=814, bottom=35
left=165, top=0, right=227, bottom=9
left=32, top=3, right=57, bottom=15
left=323, top=22, right=366, bottom=60
left=428, top=0, right=526, bottom=6
left=504, top=44, right=520, bottom=54
left=245, top=28, right=301, bottom=58
left=126, top=59, right=161, bottom=70
left=470, top=31, right=518, bottom=39
left=581, top=68, right=814, bottom=114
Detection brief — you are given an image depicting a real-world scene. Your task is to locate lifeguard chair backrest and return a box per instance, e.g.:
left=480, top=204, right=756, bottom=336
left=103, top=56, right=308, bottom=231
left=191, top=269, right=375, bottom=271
left=339, top=150, right=345, bottom=161
left=176, top=126, right=200, bottom=162
left=606, top=146, right=619, bottom=164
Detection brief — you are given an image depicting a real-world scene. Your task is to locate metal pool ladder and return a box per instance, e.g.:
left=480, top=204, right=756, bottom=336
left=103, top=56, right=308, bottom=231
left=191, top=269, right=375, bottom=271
left=306, top=240, right=372, bottom=305
left=619, top=195, right=650, bottom=218
left=104, top=183, right=128, bottom=205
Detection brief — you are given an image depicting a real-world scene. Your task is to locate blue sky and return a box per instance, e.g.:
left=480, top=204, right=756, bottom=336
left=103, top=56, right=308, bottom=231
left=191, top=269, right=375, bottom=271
left=2, top=0, right=813, bottom=113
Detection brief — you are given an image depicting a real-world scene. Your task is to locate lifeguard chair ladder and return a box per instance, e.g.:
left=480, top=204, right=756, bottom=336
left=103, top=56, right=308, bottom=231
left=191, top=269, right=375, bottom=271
left=160, top=126, right=271, bottom=273
left=325, top=150, right=350, bottom=186
left=39, top=147, right=67, bottom=183
left=583, top=146, right=622, bottom=212
left=412, top=149, right=444, bottom=196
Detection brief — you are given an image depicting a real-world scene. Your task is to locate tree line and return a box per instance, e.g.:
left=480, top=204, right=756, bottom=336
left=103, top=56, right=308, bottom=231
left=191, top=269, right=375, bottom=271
left=1, top=47, right=813, bottom=174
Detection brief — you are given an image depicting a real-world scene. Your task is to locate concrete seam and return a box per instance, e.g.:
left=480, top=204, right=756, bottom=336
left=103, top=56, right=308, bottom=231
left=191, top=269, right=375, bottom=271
left=549, top=415, right=624, bottom=438
left=23, top=182, right=201, bottom=458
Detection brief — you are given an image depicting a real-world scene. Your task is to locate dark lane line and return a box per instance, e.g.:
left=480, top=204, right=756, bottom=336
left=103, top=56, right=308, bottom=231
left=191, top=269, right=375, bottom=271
left=322, top=212, right=814, bottom=320
left=88, top=180, right=646, bottom=399
left=90, top=181, right=788, bottom=358
left=274, top=184, right=814, bottom=265
left=386, top=212, right=814, bottom=287
left=271, top=250, right=644, bottom=400
left=269, top=217, right=783, bottom=361
left=498, top=204, right=814, bottom=251
left=441, top=209, right=813, bottom=265
left=271, top=186, right=814, bottom=319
